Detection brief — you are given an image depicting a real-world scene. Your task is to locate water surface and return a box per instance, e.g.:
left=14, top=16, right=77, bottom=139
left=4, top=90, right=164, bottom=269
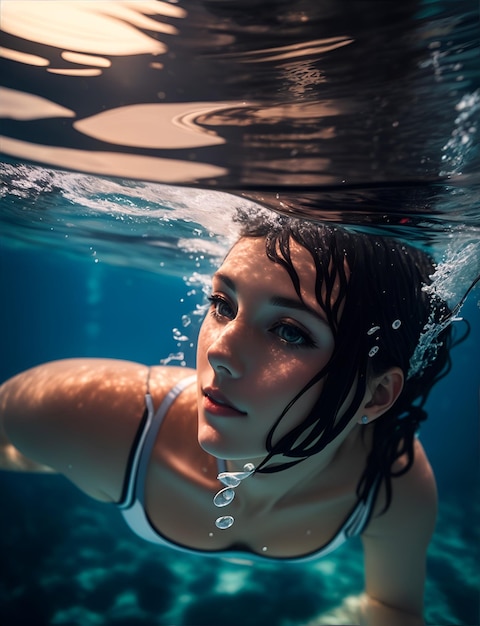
left=1, top=0, right=479, bottom=624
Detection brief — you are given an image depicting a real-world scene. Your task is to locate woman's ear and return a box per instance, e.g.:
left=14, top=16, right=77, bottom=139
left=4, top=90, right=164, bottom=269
left=360, top=367, right=404, bottom=423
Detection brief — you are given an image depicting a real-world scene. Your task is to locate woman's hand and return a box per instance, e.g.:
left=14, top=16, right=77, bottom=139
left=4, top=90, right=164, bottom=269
left=359, top=594, right=425, bottom=626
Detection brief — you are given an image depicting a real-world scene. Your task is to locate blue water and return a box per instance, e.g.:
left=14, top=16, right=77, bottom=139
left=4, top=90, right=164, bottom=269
left=1, top=0, right=479, bottom=620
left=0, top=168, right=479, bottom=625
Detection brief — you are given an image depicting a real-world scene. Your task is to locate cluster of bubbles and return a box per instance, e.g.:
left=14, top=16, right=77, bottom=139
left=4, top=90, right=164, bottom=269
left=160, top=270, right=214, bottom=367
left=424, top=242, right=479, bottom=304
left=440, top=89, right=479, bottom=176
left=408, top=240, right=480, bottom=379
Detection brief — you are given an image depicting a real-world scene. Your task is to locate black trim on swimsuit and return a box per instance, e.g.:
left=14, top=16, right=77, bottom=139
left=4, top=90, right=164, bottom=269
left=117, top=405, right=150, bottom=507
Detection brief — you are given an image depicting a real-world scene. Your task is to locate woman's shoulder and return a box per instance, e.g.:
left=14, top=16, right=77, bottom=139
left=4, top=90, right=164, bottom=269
left=148, top=364, right=197, bottom=399
left=1, top=358, right=197, bottom=501
left=2, top=358, right=195, bottom=406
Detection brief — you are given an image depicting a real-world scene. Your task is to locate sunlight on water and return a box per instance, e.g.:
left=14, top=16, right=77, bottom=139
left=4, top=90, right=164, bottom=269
left=307, top=594, right=362, bottom=625
left=1, top=164, right=479, bottom=625
left=0, top=2, right=478, bottom=624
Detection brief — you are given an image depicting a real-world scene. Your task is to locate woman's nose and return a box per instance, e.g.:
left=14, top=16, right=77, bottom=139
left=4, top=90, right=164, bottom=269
left=206, top=321, right=247, bottom=378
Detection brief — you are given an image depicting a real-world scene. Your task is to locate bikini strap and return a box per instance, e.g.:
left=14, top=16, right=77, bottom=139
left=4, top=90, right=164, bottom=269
left=118, top=373, right=196, bottom=509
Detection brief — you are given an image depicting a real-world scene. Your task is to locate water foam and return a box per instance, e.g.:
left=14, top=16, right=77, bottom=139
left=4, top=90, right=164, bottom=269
left=440, top=89, right=480, bottom=176
left=408, top=239, right=480, bottom=379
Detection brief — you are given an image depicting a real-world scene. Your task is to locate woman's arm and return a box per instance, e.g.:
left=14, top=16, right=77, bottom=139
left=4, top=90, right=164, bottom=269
left=0, top=358, right=150, bottom=499
left=359, top=440, right=437, bottom=626
left=0, top=384, right=56, bottom=471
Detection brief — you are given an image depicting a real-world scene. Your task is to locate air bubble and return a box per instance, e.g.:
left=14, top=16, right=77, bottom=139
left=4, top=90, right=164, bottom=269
left=215, top=516, right=234, bottom=530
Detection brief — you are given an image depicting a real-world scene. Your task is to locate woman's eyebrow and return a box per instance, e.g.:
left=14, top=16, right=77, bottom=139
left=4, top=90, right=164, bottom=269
left=213, top=272, right=328, bottom=325
left=213, top=272, right=236, bottom=291
left=269, top=296, right=328, bottom=324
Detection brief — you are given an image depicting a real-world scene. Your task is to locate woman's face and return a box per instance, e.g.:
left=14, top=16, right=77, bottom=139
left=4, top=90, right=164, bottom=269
left=196, top=236, right=336, bottom=462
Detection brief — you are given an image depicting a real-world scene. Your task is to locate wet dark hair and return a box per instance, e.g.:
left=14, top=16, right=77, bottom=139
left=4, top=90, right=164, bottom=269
left=234, top=212, right=467, bottom=513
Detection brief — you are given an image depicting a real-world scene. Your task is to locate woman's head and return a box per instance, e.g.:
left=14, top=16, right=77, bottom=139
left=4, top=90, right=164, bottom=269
left=196, top=235, right=338, bottom=463
left=228, top=212, right=454, bottom=507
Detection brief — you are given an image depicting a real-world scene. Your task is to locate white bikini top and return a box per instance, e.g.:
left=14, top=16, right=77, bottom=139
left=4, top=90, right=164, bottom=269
left=117, top=375, right=380, bottom=563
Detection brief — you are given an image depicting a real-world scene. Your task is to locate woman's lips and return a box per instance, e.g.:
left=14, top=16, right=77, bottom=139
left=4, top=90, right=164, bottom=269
left=202, top=388, right=247, bottom=417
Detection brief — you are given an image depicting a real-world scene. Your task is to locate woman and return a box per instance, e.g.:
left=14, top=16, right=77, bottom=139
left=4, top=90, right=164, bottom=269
left=0, top=215, right=471, bottom=625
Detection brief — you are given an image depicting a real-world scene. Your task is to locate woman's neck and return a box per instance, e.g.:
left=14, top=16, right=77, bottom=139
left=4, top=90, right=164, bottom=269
left=216, top=422, right=365, bottom=514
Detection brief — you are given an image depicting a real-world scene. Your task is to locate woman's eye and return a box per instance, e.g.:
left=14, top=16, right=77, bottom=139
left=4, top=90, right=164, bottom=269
left=208, top=295, right=235, bottom=320
left=272, top=323, right=315, bottom=348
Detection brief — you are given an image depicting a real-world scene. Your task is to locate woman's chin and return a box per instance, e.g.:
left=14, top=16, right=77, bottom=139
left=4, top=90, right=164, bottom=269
left=197, top=424, right=262, bottom=462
